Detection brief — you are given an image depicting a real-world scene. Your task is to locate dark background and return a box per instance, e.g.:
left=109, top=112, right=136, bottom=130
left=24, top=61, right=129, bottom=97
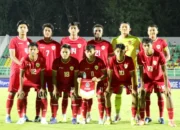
left=0, top=0, right=180, bottom=36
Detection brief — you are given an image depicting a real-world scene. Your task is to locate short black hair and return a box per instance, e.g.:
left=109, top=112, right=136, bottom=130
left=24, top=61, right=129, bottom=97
left=115, top=44, right=126, bottom=50
left=61, top=44, right=71, bottom=50
left=68, top=22, right=80, bottom=28
left=28, top=42, right=38, bottom=48
left=142, top=38, right=153, bottom=44
left=86, top=44, right=95, bottom=51
left=120, top=21, right=130, bottom=27
left=148, top=24, right=158, bottom=30
left=17, top=20, right=29, bottom=28
left=93, top=24, right=104, bottom=30
left=42, top=23, right=54, bottom=31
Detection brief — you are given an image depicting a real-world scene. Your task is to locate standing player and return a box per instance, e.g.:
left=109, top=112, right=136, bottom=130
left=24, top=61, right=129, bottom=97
left=60, top=22, right=87, bottom=121
left=78, top=44, right=107, bottom=124
left=104, top=44, right=138, bottom=125
left=52, top=44, right=79, bottom=124
left=143, top=25, right=171, bottom=124
left=86, top=24, right=113, bottom=122
left=36, top=23, right=60, bottom=122
left=138, top=38, right=176, bottom=127
left=111, top=22, right=140, bottom=121
left=6, top=20, right=32, bottom=123
left=17, top=42, right=48, bottom=124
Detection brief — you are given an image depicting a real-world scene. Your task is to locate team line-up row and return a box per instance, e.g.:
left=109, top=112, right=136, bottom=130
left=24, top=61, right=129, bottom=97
left=5, top=20, right=176, bottom=127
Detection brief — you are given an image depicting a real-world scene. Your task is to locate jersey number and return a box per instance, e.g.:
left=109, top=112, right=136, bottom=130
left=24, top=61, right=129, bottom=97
left=46, top=50, right=50, bottom=56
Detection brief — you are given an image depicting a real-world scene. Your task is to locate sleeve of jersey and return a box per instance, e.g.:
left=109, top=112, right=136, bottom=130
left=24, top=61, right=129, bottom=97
left=108, top=58, right=113, bottom=69
left=108, top=43, right=114, bottom=54
left=159, top=52, right=166, bottom=65
left=56, top=44, right=61, bottom=57
left=74, top=60, right=79, bottom=70
left=136, top=37, right=141, bottom=50
left=162, top=39, right=168, bottom=50
left=100, top=60, right=106, bottom=70
left=20, top=58, right=25, bottom=70
left=137, top=53, right=143, bottom=65
left=8, top=38, right=15, bottom=49
left=129, top=58, right=135, bottom=71
left=52, top=59, right=58, bottom=70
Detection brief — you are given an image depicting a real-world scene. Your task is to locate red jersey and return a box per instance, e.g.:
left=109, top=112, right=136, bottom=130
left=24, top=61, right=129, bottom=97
left=79, top=57, right=106, bottom=87
left=109, top=56, right=135, bottom=82
left=152, top=38, right=168, bottom=52
left=20, top=55, right=45, bottom=87
left=87, top=39, right=113, bottom=66
left=8, top=36, right=32, bottom=69
left=140, top=38, right=168, bottom=53
left=52, top=56, right=79, bottom=88
left=37, top=39, right=60, bottom=76
left=137, top=50, right=166, bottom=81
left=60, top=36, right=87, bottom=62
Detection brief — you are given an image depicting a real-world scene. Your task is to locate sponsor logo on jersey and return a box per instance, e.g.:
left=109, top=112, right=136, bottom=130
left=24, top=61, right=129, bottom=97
left=153, top=60, right=157, bottom=65
left=101, top=46, right=105, bottom=50
left=77, top=44, right=82, bottom=48
left=70, top=66, right=74, bottom=71
left=59, top=67, right=63, bottom=69
left=36, top=63, right=40, bottom=68
left=94, top=65, right=99, bottom=70
left=124, top=63, right=128, bottom=69
left=51, top=46, right=56, bottom=50
left=156, top=45, right=161, bottom=49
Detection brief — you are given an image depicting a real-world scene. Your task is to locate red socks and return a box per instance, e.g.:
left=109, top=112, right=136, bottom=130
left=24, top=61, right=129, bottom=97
left=145, top=97, right=151, bottom=117
left=62, top=97, right=68, bottom=115
left=50, top=98, right=59, bottom=118
left=98, top=98, right=105, bottom=119
left=6, top=94, right=15, bottom=115
left=158, top=97, right=164, bottom=117
left=41, top=98, right=47, bottom=118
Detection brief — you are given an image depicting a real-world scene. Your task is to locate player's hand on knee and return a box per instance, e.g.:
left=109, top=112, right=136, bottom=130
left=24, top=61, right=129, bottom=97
left=39, top=88, right=47, bottom=98
left=52, top=89, right=59, bottom=99
left=164, top=88, right=171, bottom=97
left=17, top=90, right=25, bottom=99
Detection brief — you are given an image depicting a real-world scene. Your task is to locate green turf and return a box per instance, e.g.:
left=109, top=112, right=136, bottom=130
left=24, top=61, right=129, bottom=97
left=0, top=88, right=179, bottom=130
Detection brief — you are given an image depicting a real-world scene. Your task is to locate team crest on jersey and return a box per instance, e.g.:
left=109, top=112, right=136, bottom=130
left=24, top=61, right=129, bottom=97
left=77, top=44, right=82, bottom=48
left=153, top=61, right=157, bottom=65
left=70, top=66, right=74, bottom=71
left=156, top=45, right=161, bottom=49
left=85, top=82, right=90, bottom=88
left=36, top=63, right=40, bottom=68
left=128, top=41, right=132, bottom=44
left=51, top=46, right=56, bottom=50
left=101, top=46, right=105, bottom=50
left=94, top=65, right=99, bottom=70
left=124, top=63, right=128, bottom=69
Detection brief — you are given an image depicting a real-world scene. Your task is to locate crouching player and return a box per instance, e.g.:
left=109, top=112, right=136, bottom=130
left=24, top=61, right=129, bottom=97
left=17, top=42, right=48, bottom=124
left=105, top=44, right=138, bottom=125
left=52, top=44, right=79, bottom=124
left=138, top=38, right=176, bottom=127
left=77, top=44, right=107, bottom=124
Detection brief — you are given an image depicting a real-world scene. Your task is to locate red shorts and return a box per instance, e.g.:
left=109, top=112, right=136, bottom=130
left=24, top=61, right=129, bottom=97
left=45, top=76, right=53, bottom=92
left=8, top=69, right=20, bottom=92
left=23, top=85, right=40, bottom=93
left=111, top=82, right=132, bottom=95
left=144, top=74, right=171, bottom=93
